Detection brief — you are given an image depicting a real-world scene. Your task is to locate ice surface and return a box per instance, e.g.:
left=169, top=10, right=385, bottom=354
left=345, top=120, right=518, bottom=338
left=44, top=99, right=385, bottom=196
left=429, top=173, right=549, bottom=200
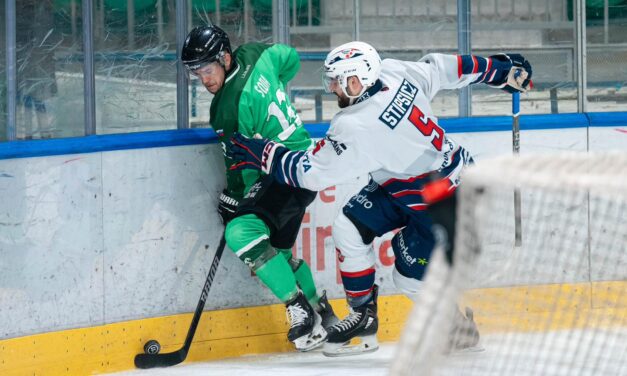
left=110, top=327, right=627, bottom=376
left=110, top=343, right=397, bottom=376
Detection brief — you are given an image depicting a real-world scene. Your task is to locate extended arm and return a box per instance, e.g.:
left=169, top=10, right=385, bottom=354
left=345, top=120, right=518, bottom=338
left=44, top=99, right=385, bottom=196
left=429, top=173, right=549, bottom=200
left=411, top=53, right=532, bottom=99
left=228, top=132, right=379, bottom=192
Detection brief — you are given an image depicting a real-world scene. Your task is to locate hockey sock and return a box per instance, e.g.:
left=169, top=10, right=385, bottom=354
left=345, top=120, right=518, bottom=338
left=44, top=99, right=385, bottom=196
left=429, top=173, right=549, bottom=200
left=340, top=267, right=376, bottom=307
left=294, top=261, right=321, bottom=308
left=226, top=215, right=298, bottom=302
left=254, top=254, right=299, bottom=303
left=278, top=249, right=320, bottom=309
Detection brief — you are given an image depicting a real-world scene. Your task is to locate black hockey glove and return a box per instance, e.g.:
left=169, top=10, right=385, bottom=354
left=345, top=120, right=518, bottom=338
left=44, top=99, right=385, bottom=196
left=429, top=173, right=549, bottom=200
left=227, top=132, right=288, bottom=175
left=487, top=53, right=533, bottom=94
left=218, top=190, right=239, bottom=224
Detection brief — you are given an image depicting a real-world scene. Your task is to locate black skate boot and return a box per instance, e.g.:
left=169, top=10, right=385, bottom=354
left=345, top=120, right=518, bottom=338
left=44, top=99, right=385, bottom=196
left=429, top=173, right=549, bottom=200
left=322, top=285, right=379, bottom=357
left=316, top=290, right=340, bottom=329
left=286, top=292, right=327, bottom=352
left=447, top=306, right=482, bottom=352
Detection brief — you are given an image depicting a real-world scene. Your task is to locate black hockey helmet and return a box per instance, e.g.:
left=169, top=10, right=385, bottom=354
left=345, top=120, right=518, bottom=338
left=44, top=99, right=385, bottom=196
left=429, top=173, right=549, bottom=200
left=181, top=25, right=231, bottom=71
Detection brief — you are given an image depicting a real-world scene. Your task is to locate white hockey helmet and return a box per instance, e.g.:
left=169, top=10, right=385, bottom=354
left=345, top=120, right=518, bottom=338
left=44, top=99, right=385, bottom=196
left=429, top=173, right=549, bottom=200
left=323, top=41, right=382, bottom=99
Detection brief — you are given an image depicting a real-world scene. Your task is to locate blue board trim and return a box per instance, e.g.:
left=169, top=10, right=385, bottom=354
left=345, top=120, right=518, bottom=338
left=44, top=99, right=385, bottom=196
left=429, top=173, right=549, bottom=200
left=0, top=128, right=218, bottom=160
left=587, top=112, right=627, bottom=127
left=1, top=112, right=625, bottom=160
left=441, top=113, right=591, bottom=133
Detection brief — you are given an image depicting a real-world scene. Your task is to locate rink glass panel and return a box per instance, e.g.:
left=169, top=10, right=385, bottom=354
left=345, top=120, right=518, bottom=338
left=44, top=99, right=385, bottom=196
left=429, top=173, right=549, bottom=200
left=93, top=0, right=178, bottom=135
left=586, top=2, right=627, bottom=112
left=355, top=0, right=461, bottom=118
left=0, top=1, right=625, bottom=138
left=0, top=0, right=3, bottom=141
left=187, top=0, right=273, bottom=128
left=469, top=0, right=576, bottom=116
left=289, top=0, right=462, bottom=121
left=4, top=0, right=86, bottom=140
left=288, top=0, right=350, bottom=123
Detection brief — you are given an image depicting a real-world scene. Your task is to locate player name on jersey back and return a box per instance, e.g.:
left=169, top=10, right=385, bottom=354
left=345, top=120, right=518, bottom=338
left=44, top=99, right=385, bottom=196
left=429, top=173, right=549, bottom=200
left=378, top=79, right=419, bottom=129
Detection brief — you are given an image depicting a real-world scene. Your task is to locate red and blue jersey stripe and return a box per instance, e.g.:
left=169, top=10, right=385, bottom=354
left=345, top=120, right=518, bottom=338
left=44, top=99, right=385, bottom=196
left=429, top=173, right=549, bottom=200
left=340, top=267, right=376, bottom=298
left=273, top=150, right=306, bottom=187
left=457, top=54, right=508, bottom=85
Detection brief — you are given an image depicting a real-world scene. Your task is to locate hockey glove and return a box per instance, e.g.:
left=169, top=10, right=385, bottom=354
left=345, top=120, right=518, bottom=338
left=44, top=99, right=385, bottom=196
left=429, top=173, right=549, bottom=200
left=228, top=132, right=288, bottom=175
left=218, top=190, right=239, bottom=224
left=487, top=53, right=533, bottom=93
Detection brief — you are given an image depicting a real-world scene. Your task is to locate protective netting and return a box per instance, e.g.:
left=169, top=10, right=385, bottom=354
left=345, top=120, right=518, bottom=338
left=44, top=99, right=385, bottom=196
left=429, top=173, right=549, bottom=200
left=391, top=152, right=627, bottom=376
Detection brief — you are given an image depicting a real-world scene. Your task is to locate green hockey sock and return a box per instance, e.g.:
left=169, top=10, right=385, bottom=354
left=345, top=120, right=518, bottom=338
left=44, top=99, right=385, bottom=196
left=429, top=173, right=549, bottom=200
left=277, top=248, right=320, bottom=308
left=226, top=215, right=298, bottom=303
left=255, top=254, right=299, bottom=303
left=226, top=214, right=272, bottom=262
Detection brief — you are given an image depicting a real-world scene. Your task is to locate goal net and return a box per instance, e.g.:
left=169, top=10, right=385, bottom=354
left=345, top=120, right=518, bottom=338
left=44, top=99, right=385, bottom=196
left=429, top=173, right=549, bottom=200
left=390, top=152, right=627, bottom=376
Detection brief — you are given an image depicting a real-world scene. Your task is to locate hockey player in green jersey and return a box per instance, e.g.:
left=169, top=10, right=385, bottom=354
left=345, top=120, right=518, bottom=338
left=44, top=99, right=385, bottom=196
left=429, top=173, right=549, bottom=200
left=181, top=25, right=338, bottom=351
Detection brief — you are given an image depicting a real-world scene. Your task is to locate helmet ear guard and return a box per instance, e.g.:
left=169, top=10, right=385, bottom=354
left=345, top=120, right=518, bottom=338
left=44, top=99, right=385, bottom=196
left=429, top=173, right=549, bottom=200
left=217, top=51, right=230, bottom=69
left=340, top=76, right=360, bottom=100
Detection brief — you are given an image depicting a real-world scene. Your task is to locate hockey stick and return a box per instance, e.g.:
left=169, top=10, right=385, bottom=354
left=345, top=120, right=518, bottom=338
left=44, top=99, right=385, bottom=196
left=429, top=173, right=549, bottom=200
left=134, top=233, right=227, bottom=369
left=512, top=92, right=522, bottom=246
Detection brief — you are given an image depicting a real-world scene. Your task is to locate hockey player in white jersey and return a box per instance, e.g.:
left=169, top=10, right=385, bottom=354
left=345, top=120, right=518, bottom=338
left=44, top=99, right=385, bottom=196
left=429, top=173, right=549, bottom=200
left=227, top=41, right=533, bottom=356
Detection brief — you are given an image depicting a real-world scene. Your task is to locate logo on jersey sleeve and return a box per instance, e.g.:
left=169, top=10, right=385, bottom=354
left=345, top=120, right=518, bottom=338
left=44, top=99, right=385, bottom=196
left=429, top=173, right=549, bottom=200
left=312, top=137, right=347, bottom=156
left=302, top=154, right=312, bottom=172
left=312, top=139, right=326, bottom=155
left=326, top=136, right=347, bottom=155
left=379, top=79, right=418, bottom=129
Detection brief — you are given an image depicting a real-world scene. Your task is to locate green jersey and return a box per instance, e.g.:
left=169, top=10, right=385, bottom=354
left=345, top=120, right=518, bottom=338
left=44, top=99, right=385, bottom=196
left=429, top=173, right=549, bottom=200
left=210, top=43, right=313, bottom=200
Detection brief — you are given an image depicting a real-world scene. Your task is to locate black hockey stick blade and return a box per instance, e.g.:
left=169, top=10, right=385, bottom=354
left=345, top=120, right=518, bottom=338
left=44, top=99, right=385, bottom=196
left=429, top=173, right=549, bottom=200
left=133, top=233, right=226, bottom=369
left=135, top=349, right=187, bottom=369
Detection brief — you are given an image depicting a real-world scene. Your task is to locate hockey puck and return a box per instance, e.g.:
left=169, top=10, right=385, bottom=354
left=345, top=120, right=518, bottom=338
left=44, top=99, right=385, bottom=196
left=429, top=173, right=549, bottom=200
left=143, top=340, right=161, bottom=355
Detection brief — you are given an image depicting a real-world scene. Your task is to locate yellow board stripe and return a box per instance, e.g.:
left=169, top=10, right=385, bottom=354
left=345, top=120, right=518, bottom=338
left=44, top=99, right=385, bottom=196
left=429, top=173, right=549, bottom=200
left=0, top=295, right=414, bottom=375
left=461, top=281, right=627, bottom=334
left=1, top=281, right=625, bottom=375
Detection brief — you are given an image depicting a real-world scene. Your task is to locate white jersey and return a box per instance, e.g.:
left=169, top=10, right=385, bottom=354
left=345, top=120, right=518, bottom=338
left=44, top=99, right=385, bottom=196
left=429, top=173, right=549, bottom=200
left=275, top=53, right=486, bottom=210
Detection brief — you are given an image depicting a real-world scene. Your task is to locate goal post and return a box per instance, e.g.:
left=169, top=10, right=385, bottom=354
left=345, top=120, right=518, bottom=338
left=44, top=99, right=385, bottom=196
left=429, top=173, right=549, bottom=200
left=391, top=152, right=627, bottom=376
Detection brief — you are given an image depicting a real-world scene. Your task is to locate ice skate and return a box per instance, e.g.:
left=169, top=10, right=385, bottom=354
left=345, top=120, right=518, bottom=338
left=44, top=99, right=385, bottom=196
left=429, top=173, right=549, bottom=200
left=322, top=285, right=379, bottom=357
left=286, top=292, right=327, bottom=352
left=316, top=290, right=340, bottom=329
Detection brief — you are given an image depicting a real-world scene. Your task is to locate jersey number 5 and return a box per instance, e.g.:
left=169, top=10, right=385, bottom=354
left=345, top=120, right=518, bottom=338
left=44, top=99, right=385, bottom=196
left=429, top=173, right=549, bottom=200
left=408, top=105, right=444, bottom=151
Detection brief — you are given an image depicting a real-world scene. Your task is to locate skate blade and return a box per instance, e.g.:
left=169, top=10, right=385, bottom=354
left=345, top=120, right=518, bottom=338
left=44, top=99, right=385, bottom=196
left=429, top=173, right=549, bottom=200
left=322, top=335, right=379, bottom=357
left=454, top=344, right=485, bottom=353
left=446, top=343, right=485, bottom=356
left=294, top=328, right=327, bottom=352
left=294, top=321, right=328, bottom=352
